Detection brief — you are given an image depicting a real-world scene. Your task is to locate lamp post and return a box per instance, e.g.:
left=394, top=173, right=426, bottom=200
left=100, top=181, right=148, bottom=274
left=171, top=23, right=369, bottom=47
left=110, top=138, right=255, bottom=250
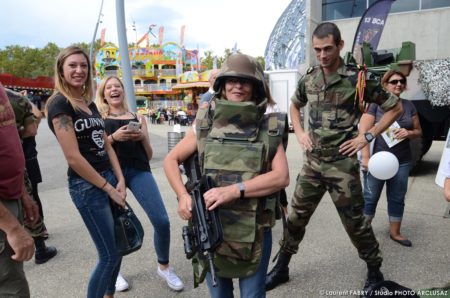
left=116, top=0, right=137, bottom=112
left=89, top=0, right=104, bottom=64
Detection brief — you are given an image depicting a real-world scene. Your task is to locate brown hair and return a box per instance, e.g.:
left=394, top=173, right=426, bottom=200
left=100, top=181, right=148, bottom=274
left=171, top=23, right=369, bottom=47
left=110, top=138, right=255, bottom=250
left=45, top=46, right=93, bottom=113
left=95, top=76, right=129, bottom=118
left=381, top=70, right=407, bottom=89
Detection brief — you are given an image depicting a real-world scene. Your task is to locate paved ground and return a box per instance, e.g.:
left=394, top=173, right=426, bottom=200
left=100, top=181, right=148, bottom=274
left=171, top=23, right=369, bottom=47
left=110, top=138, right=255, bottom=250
left=24, top=120, right=449, bottom=297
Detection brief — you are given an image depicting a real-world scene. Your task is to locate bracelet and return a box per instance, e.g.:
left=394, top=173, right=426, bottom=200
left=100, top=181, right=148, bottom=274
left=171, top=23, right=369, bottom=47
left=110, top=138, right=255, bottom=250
left=110, top=134, right=116, bottom=142
left=100, top=179, right=108, bottom=190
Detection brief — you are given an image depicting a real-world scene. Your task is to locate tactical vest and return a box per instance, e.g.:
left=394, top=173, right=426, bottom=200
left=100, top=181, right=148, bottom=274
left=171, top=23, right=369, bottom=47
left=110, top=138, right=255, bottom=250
left=195, top=98, right=288, bottom=279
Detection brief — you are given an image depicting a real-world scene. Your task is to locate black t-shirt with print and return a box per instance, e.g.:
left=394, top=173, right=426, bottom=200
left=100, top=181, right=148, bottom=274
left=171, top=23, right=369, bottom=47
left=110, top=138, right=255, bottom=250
left=47, top=93, right=110, bottom=177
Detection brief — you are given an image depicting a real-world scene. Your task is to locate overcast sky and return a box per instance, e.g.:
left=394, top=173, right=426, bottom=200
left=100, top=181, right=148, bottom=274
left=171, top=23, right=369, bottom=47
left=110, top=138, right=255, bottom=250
left=1, top=0, right=292, bottom=57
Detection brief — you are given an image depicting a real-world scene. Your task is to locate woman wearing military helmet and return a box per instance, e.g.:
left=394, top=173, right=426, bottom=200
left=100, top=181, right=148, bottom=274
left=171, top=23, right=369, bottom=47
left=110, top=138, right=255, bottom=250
left=164, top=53, right=289, bottom=297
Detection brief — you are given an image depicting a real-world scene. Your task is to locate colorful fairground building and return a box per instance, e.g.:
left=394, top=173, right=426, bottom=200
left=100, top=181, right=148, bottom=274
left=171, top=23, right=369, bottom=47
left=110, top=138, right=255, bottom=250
left=94, top=42, right=216, bottom=116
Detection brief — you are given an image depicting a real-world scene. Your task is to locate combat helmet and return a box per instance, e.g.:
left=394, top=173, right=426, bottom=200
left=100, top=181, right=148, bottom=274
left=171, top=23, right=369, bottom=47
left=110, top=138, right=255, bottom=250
left=214, top=53, right=266, bottom=102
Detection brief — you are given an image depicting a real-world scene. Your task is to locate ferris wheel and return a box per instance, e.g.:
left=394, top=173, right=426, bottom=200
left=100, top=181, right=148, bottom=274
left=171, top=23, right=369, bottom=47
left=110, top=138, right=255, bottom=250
left=264, top=0, right=307, bottom=70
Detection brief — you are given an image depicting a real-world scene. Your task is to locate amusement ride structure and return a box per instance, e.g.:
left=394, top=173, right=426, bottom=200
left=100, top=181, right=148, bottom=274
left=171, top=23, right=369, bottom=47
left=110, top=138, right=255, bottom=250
left=264, top=0, right=307, bottom=70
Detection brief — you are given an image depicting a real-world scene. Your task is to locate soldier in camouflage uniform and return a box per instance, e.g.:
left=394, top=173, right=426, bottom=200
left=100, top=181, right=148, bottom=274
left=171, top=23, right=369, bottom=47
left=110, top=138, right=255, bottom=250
left=7, top=89, right=57, bottom=264
left=164, top=53, right=290, bottom=297
left=265, top=22, right=403, bottom=296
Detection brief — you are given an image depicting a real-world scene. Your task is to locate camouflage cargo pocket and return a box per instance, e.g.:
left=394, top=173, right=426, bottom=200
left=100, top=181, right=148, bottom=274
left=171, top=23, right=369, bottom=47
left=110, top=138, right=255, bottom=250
left=204, top=141, right=264, bottom=183
left=216, top=207, right=258, bottom=261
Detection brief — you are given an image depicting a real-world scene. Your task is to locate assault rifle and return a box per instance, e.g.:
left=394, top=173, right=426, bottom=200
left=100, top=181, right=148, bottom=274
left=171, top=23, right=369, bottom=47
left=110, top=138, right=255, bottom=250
left=182, top=153, right=223, bottom=287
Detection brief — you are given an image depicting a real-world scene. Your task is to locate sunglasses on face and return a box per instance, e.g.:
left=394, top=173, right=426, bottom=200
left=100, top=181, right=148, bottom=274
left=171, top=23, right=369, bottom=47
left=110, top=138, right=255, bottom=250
left=226, top=77, right=252, bottom=86
left=388, top=79, right=406, bottom=85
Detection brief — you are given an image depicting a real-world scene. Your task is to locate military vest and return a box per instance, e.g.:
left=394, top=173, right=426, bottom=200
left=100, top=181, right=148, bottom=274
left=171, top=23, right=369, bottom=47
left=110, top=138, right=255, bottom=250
left=194, top=98, right=288, bottom=279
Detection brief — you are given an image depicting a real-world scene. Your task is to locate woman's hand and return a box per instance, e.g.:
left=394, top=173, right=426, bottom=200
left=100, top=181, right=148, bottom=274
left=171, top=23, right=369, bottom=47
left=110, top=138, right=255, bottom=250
left=360, top=156, right=369, bottom=171
left=393, top=128, right=409, bottom=139
left=116, top=179, right=126, bottom=196
left=203, top=185, right=238, bottom=211
left=105, top=184, right=126, bottom=208
left=177, top=193, right=192, bottom=220
left=112, top=125, right=141, bottom=142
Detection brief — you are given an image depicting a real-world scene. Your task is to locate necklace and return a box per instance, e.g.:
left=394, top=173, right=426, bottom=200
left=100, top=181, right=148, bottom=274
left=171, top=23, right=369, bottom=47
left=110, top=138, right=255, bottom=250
left=73, top=97, right=85, bottom=102
left=108, top=111, right=128, bottom=117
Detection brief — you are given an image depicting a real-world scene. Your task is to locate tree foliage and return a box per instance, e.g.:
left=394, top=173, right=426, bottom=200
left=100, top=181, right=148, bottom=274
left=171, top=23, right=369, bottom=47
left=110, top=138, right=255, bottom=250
left=0, top=40, right=265, bottom=78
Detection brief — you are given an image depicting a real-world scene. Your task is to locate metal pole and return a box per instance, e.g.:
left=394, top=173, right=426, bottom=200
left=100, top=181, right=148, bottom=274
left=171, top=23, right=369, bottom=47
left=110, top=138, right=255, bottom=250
left=89, top=0, right=104, bottom=64
left=115, top=0, right=137, bottom=112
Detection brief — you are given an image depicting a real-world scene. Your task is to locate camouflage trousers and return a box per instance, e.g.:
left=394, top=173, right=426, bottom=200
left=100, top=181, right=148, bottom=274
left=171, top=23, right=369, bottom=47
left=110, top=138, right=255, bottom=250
left=24, top=170, right=46, bottom=238
left=280, top=154, right=383, bottom=267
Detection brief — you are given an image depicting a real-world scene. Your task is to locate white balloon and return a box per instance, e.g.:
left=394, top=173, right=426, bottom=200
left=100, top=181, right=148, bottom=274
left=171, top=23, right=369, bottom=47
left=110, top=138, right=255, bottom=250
left=368, top=151, right=399, bottom=180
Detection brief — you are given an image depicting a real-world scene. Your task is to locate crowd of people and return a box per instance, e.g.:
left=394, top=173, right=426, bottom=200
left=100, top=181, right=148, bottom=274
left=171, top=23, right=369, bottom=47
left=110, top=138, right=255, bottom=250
left=0, top=21, right=448, bottom=298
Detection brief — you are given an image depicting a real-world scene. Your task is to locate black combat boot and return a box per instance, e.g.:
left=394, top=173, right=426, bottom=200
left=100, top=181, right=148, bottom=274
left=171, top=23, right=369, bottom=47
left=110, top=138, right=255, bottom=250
left=361, top=265, right=384, bottom=298
left=34, top=236, right=57, bottom=264
left=265, top=251, right=292, bottom=291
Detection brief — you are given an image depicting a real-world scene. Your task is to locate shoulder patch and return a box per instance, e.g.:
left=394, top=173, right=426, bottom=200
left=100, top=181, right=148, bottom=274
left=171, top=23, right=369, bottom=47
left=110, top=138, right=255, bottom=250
left=306, top=67, right=314, bottom=74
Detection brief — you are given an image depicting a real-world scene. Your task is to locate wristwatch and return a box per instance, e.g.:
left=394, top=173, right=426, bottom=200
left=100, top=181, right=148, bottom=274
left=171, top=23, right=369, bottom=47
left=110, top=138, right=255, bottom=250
left=364, top=132, right=375, bottom=143
left=237, top=182, right=245, bottom=200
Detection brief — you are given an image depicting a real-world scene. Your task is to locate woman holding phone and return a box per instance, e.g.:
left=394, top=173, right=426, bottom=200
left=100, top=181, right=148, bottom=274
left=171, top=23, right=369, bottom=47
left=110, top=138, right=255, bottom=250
left=95, top=76, right=184, bottom=292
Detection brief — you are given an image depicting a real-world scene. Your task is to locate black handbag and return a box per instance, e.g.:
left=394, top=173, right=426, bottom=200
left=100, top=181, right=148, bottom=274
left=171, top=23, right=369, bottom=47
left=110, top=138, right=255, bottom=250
left=111, top=202, right=145, bottom=256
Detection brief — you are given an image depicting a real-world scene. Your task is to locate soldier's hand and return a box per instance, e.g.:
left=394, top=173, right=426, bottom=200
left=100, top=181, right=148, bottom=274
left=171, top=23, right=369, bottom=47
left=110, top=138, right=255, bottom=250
left=339, top=134, right=368, bottom=156
left=21, top=192, right=40, bottom=226
left=296, top=131, right=313, bottom=152
left=8, top=225, right=35, bottom=262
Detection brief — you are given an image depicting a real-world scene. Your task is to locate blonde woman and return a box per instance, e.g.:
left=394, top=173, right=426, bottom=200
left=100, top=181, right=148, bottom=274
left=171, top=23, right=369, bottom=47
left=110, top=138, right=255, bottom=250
left=45, top=46, right=126, bottom=298
left=96, top=76, right=184, bottom=292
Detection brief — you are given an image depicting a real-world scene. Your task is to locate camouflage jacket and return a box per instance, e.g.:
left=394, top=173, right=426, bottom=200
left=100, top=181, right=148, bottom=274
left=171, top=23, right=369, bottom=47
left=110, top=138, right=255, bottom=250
left=291, top=58, right=399, bottom=151
left=194, top=98, right=288, bottom=279
left=6, top=89, right=36, bottom=134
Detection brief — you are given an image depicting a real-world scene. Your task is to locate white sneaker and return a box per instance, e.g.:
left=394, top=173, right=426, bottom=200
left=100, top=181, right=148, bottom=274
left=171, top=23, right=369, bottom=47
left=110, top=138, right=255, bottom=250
left=157, top=266, right=184, bottom=291
left=115, top=272, right=129, bottom=292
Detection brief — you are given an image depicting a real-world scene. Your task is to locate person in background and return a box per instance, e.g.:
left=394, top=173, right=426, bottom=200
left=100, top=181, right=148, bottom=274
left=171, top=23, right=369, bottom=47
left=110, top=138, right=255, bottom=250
left=46, top=46, right=126, bottom=298
left=360, top=70, right=422, bottom=247
left=199, top=69, right=220, bottom=107
left=96, top=75, right=184, bottom=292
left=0, top=83, right=37, bottom=298
left=7, top=89, right=57, bottom=264
left=444, top=151, right=450, bottom=202
left=265, top=22, right=403, bottom=296
left=164, top=53, right=289, bottom=297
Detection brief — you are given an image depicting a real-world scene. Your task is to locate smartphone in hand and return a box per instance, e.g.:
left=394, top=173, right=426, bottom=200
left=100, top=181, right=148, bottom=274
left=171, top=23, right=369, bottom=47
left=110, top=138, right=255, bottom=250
left=127, top=121, right=141, bottom=131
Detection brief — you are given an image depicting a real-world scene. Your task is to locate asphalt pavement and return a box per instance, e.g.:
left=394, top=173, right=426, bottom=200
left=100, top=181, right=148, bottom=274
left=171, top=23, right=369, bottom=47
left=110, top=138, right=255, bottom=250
left=24, top=120, right=450, bottom=298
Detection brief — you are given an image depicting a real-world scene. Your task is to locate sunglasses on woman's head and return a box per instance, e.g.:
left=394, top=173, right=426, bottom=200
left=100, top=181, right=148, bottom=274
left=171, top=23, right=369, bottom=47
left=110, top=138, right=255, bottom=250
left=388, top=79, right=406, bottom=85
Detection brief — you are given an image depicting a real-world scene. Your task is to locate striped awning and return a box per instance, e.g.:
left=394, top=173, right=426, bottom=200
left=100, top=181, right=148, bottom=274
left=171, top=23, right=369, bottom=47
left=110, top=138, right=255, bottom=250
left=172, top=82, right=209, bottom=89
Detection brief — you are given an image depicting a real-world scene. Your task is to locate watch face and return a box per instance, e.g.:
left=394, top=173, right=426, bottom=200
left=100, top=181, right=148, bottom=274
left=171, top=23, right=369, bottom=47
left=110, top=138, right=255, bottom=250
left=365, top=133, right=374, bottom=142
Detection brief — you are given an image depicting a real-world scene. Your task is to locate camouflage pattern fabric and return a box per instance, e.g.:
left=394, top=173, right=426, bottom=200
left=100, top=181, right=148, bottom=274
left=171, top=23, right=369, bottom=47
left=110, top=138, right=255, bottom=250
left=280, top=154, right=382, bottom=266
left=291, top=58, right=398, bottom=161
left=23, top=170, right=46, bottom=237
left=282, top=58, right=390, bottom=266
left=5, top=89, right=36, bottom=133
left=193, top=98, right=288, bottom=279
left=6, top=89, right=45, bottom=237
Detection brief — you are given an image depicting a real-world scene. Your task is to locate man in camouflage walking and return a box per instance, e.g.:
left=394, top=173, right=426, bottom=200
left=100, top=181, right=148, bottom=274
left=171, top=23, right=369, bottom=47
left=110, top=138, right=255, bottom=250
left=265, top=22, right=403, bottom=296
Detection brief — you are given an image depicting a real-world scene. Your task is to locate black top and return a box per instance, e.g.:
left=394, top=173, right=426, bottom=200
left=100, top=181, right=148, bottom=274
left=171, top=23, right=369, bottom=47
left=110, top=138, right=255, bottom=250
left=47, top=94, right=111, bottom=177
left=104, top=116, right=150, bottom=172
left=22, top=136, right=42, bottom=184
left=368, top=99, right=417, bottom=164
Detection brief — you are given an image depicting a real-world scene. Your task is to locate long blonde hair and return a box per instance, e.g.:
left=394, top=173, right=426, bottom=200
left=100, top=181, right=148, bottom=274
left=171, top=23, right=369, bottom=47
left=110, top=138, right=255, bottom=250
left=95, top=75, right=129, bottom=118
left=45, top=46, right=93, bottom=113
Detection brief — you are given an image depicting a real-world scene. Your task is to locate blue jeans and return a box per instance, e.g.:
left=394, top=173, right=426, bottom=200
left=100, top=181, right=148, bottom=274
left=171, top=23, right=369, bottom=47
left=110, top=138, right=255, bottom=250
left=363, top=162, right=411, bottom=222
left=205, top=228, right=272, bottom=298
left=68, top=170, right=121, bottom=298
left=122, top=167, right=170, bottom=264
